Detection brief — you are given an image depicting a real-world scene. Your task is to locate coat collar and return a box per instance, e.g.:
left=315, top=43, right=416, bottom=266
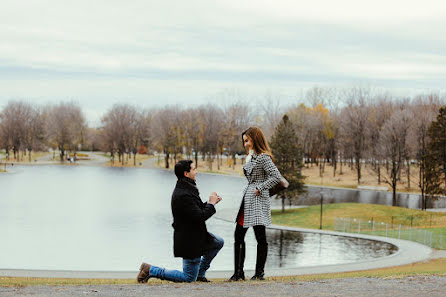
left=176, top=177, right=200, bottom=195
left=243, top=152, right=258, bottom=176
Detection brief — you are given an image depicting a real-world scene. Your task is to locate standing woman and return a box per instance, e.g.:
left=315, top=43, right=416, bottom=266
left=229, top=127, right=282, bottom=281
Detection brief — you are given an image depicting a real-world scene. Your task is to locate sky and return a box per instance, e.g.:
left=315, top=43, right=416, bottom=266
left=1, top=0, right=445, bottom=125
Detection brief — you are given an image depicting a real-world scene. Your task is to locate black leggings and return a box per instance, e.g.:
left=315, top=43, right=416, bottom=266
left=234, top=224, right=267, bottom=246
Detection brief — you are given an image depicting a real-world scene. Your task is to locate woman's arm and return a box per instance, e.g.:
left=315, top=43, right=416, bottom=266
left=256, top=154, right=281, bottom=193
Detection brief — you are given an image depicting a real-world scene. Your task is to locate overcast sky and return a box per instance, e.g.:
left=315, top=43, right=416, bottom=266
left=1, top=0, right=445, bottom=124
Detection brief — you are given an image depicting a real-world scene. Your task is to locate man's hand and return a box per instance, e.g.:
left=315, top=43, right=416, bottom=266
left=209, top=192, right=222, bottom=205
left=255, top=188, right=260, bottom=196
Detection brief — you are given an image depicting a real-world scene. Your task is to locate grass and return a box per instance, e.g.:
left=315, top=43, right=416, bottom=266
left=271, top=258, right=446, bottom=281
left=2, top=151, right=52, bottom=163
left=271, top=203, right=446, bottom=249
left=271, top=203, right=446, bottom=230
left=98, top=153, right=152, bottom=167
left=1, top=258, right=445, bottom=287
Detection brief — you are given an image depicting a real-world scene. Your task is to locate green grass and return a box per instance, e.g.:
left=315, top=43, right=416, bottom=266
left=271, top=203, right=446, bottom=230
left=271, top=203, right=446, bottom=249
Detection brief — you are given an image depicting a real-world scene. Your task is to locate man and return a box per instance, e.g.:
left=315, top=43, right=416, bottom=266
left=137, top=160, right=223, bottom=283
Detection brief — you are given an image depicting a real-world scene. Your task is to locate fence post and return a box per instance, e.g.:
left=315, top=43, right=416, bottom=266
left=371, top=217, right=374, bottom=232
left=424, top=230, right=427, bottom=245
left=398, top=224, right=401, bottom=239
left=385, top=223, right=388, bottom=237
left=358, top=220, right=361, bottom=233
left=430, top=214, right=432, bottom=227
left=410, top=216, right=413, bottom=228
left=343, top=218, right=347, bottom=232
left=391, top=216, right=394, bottom=229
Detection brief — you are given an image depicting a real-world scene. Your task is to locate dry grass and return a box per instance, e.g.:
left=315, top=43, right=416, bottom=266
left=270, top=258, right=446, bottom=282
left=303, top=162, right=422, bottom=193
left=0, top=151, right=52, bottom=163
left=1, top=259, right=445, bottom=287
left=106, top=153, right=151, bottom=168
left=159, top=157, right=427, bottom=193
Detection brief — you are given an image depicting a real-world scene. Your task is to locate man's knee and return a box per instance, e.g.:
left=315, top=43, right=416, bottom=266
left=216, top=236, right=224, bottom=249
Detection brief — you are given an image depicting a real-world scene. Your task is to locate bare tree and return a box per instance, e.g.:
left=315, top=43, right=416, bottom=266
left=24, top=106, right=46, bottom=161
left=199, top=104, right=224, bottom=171
left=258, top=92, right=284, bottom=140
left=100, top=104, right=140, bottom=165
left=367, top=94, right=394, bottom=184
left=222, top=102, right=253, bottom=168
left=0, top=101, right=39, bottom=161
left=377, top=109, right=412, bottom=205
left=46, top=102, right=87, bottom=161
left=151, top=106, right=180, bottom=168
left=340, top=87, right=371, bottom=184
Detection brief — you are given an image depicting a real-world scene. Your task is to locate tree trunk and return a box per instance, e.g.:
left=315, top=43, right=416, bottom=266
left=407, top=159, right=411, bottom=189
left=392, top=183, right=397, bottom=206
left=165, top=152, right=170, bottom=169
left=60, top=149, right=65, bottom=162
left=378, top=161, right=381, bottom=184
left=340, top=154, right=343, bottom=175
left=281, top=197, right=285, bottom=213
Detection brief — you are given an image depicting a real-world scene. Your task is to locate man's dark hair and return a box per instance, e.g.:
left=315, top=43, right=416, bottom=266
left=174, top=160, right=193, bottom=179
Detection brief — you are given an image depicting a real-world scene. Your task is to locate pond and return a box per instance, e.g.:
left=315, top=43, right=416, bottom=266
left=0, top=166, right=397, bottom=271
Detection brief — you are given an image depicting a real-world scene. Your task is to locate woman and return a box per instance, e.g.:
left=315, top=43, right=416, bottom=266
left=229, top=127, right=282, bottom=281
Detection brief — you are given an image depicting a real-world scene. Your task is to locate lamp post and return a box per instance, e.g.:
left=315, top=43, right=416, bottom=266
left=320, top=191, right=324, bottom=230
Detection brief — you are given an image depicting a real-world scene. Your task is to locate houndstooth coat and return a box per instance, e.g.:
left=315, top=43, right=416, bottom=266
left=239, top=153, right=282, bottom=227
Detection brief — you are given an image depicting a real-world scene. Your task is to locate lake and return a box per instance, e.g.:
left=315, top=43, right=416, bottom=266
left=0, top=165, right=396, bottom=271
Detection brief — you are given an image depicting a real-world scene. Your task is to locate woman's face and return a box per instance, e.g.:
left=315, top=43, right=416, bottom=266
left=243, top=134, right=253, bottom=151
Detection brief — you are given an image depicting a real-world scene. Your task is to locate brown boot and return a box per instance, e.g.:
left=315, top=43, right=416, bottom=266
left=137, top=262, right=152, bottom=283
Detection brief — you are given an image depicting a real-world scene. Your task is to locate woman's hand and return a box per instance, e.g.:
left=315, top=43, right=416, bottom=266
left=255, top=188, right=260, bottom=196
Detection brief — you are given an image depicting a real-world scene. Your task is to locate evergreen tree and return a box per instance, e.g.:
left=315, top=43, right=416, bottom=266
left=270, top=114, right=306, bottom=212
left=425, top=106, right=446, bottom=201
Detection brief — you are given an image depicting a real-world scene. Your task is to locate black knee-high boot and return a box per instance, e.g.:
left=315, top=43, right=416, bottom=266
left=251, top=243, right=267, bottom=280
left=229, top=242, right=246, bottom=281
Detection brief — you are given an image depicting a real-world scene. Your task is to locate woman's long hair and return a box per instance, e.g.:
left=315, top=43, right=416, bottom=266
left=242, top=127, right=274, bottom=162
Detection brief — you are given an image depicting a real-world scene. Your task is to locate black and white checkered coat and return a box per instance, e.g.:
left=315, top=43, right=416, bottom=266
left=240, top=153, right=282, bottom=227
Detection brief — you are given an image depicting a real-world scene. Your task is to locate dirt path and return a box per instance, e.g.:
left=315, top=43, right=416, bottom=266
left=1, top=276, right=445, bottom=297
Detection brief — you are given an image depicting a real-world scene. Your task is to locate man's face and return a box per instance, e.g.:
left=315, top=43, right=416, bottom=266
left=184, top=163, right=197, bottom=181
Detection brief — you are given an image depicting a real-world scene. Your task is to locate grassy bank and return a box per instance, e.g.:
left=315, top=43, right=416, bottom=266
left=1, top=258, right=445, bottom=287
left=271, top=203, right=446, bottom=230
left=101, top=153, right=152, bottom=167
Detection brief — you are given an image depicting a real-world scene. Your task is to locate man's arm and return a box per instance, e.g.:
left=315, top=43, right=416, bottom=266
left=178, top=195, right=217, bottom=223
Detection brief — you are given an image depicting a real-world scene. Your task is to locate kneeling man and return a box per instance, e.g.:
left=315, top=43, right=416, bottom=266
left=138, top=160, right=223, bottom=283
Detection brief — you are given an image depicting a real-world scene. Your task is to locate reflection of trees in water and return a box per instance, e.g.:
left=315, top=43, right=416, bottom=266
left=266, top=230, right=304, bottom=268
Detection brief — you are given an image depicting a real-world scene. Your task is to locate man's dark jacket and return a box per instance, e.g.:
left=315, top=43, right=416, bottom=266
left=171, top=177, right=216, bottom=259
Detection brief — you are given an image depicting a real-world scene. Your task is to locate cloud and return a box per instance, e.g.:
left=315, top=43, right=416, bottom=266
left=0, top=0, right=445, bottom=120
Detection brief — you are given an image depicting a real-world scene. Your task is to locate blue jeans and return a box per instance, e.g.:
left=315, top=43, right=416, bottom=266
left=149, top=233, right=224, bottom=282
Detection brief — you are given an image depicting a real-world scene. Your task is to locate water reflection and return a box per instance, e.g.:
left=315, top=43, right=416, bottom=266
left=0, top=166, right=397, bottom=271
left=266, top=230, right=397, bottom=268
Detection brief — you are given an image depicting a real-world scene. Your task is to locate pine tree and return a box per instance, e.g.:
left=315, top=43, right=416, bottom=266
left=270, top=114, right=306, bottom=212
left=425, top=106, right=446, bottom=201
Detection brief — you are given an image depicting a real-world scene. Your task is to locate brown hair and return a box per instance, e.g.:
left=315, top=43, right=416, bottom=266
left=242, top=127, right=274, bottom=162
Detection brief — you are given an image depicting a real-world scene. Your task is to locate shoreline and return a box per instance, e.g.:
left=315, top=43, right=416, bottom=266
left=2, top=158, right=444, bottom=199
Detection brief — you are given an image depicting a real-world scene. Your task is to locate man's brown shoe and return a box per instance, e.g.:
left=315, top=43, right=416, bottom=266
left=196, top=276, right=211, bottom=282
left=137, top=262, right=152, bottom=283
